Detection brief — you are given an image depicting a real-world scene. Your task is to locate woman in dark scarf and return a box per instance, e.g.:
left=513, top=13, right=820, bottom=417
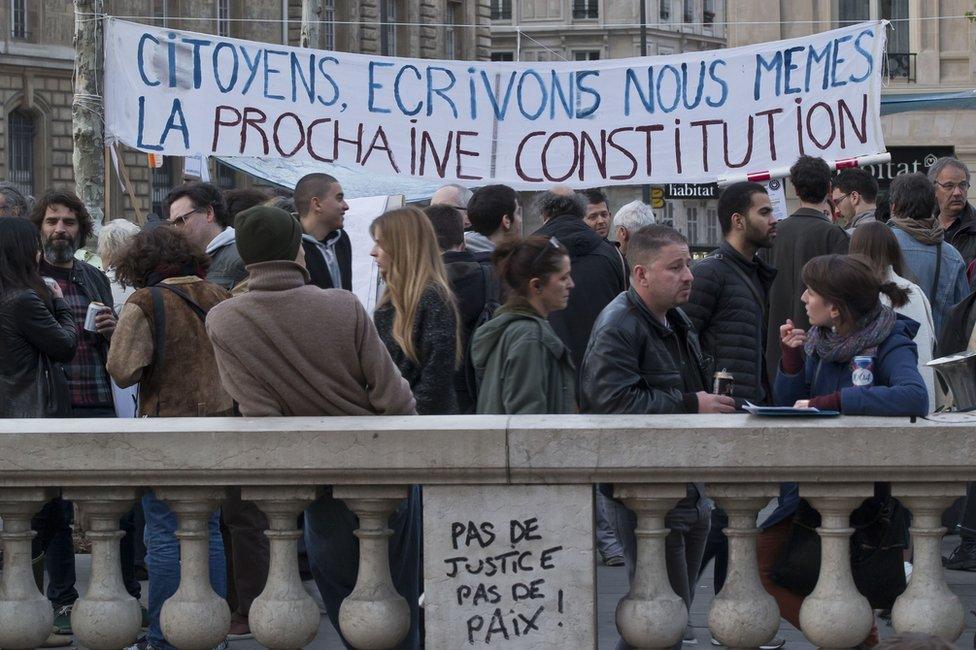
left=758, top=254, right=928, bottom=647
left=776, top=253, right=928, bottom=415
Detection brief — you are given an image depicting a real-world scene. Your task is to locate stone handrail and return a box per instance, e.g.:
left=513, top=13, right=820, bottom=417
left=0, top=414, right=972, bottom=649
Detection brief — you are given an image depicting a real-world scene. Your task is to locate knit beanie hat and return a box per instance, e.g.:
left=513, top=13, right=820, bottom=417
left=234, top=205, right=302, bottom=264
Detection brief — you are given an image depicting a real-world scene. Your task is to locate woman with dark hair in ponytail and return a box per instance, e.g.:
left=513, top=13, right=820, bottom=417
left=471, top=235, right=576, bottom=414
left=775, top=253, right=927, bottom=416
left=758, top=253, right=928, bottom=646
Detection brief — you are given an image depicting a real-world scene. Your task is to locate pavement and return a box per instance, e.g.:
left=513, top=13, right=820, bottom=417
left=56, top=535, right=976, bottom=649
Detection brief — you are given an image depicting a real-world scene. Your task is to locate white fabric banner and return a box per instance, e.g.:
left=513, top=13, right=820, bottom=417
left=104, top=18, right=887, bottom=190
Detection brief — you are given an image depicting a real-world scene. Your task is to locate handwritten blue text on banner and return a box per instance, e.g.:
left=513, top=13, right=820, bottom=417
left=104, top=18, right=888, bottom=189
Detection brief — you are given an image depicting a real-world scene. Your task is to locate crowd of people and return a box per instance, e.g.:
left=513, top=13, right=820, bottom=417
left=0, top=153, right=975, bottom=649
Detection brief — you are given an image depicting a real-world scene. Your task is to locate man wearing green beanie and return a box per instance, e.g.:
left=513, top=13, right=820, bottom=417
left=205, top=202, right=421, bottom=648
left=233, top=205, right=303, bottom=265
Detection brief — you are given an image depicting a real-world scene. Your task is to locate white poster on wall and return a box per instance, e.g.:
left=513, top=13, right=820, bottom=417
left=763, top=177, right=790, bottom=222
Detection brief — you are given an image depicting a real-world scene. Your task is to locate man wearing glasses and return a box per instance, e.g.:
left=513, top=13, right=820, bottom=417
left=430, top=183, right=473, bottom=230
left=164, top=182, right=247, bottom=291
left=830, top=168, right=878, bottom=234
left=929, top=157, right=976, bottom=266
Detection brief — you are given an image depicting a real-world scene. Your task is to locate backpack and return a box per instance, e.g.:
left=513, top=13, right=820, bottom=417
left=461, top=263, right=501, bottom=410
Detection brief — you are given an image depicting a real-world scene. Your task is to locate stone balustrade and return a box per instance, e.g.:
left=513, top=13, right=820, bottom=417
left=0, top=413, right=972, bottom=649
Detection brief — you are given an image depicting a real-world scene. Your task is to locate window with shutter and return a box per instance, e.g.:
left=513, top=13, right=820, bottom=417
left=324, top=0, right=336, bottom=50
left=151, top=159, right=176, bottom=219
left=7, top=109, right=35, bottom=196
left=217, top=0, right=231, bottom=37
left=490, top=0, right=512, bottom=20
left=287, top=0, right=302, bottom=46
left=10, top=0, right=27, bottom=39
left=380, top=0, right=397, bottom=56
left=445, top=1, right=459, bottom=59
left=153, top=0, right=168, bottom=27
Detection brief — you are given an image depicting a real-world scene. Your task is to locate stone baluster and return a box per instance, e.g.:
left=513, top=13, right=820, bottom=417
left=334, top=485, right=411, bottom=650
left=706, top=484, right=780, bottom=650
left=156, top=486, right=231, bottom=650
left=243, top=486, right=320, bottom=650
left=798, top=483, right=875, bottom=649
left=891, top=482, right=966, bottom=641
left=62, top=487, right=141, bottom=650
left=613, top=484, right=689, bottom=649
left=0, top=488, right=56, bottom=650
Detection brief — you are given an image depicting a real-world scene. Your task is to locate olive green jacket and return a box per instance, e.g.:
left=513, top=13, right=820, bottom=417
left=471, top=301, right=576, bottom=415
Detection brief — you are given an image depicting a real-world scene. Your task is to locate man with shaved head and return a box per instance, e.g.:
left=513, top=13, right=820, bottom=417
left=295, top=173, right=352, bottom=290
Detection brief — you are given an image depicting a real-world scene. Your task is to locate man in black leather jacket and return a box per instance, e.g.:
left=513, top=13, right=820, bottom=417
left=580, top=224, right=734, bottom=650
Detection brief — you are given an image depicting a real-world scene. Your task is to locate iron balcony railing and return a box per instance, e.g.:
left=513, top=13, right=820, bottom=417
left=887, top=52, right=917, bottom=83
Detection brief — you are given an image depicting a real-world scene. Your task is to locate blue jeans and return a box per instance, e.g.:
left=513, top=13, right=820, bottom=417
left=142, top=491, right=227, bottom=650
left=304, top=486, right=422, bottom=650
left=596, top=489, right=625, bottom=559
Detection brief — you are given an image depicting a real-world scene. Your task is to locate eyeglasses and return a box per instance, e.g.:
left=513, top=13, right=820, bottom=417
left=935, top=180, right=971, bottom=192
left=832, top=192, right=852, bottom=206
left=169, top=206, right=206, bottom=227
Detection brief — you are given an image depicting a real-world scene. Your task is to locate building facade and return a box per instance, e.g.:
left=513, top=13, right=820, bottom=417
left=727, top=0, right=976, bottom=210
left=490, top=0, right=728, bottom=243
left=0, top=0, right=490, bottom=222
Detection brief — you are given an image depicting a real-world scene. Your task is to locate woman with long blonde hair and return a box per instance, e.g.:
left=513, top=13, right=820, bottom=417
left=371, top=206, right=462, bottom=414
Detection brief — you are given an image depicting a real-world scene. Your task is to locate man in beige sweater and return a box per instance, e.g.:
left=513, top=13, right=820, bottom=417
left=206, top=206, right=421, bottom=648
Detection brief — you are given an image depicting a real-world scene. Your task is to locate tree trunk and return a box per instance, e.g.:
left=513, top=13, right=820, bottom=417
left=301, top=0, right=322, bottom=49
left=72, top=0, right=105, bottom=230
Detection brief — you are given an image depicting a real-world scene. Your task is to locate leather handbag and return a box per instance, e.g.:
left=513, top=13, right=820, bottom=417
left=34, top=353, right=71, bottom=417
left=772, top=491, right=908, bottom=610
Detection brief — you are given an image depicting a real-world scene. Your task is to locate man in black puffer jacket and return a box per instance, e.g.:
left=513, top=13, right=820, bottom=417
left=534, top=188, right=627, bottom=372
left=684, top=181, right=778, bottom=405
